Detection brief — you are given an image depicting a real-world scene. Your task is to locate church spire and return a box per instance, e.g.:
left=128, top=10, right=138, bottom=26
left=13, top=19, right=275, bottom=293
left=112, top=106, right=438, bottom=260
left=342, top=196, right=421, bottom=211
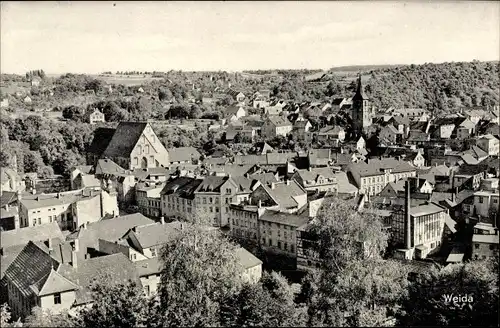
left=353, top=75, right=368, bottom=101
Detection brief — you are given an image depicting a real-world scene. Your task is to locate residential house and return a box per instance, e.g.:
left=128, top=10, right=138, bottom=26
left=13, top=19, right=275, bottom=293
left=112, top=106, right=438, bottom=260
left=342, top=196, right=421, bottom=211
left=236, top=247, right=263, bottom=284
left=160, top=177, right=202, bottom=221
left=86, top=122, right=170, bottom=170
left=250, top=142, right=274, bottom=155
left=246, top=180, right=307, bottom=214
left=18, top=188, right=119, bottom=231
left=227, top=89, right=246, bottom=103
left=391, top=108, right=431, bottom=121
left=23, top=96, right=32, bottom=104
left=3, top=241, right=141, bottom=321
left=262, top=116, right=293, bottom=138
left=259, top=211, right=309, bottom=256
left=1, top=191, right=20, bottom=231
left=0, top=221, right=64, bottom=251
left=453, top=164, right=488, bottom=191
left=476, top=134, right=499, bottom=156
left=166, top=147, right=201, bottom=165
left=316, top=126, right=345, bottom=143
left=292, top=168, right=338, bottom=193
left=406, top=130, right=431, bottom=146
left=407, top=152, right=425, bottom=168
left=225, top=125, right=257, bottom=143
left=379, top=125, right=403, bottom=144
left=456, top=118, right=476, bottom=139
left=331, top=97, right=352, bottom=110
left=292, top=120, right=312, bottom=134
left=87, top=108, right=105, bottom=124
left=135, top=181, right=165, bottom=218
left=379, top=177, right=434, bottom=198
left=348, top=158, right=417, bottom=196
left=471, top=233, right=499, bottom=261
left=222, top=105, right=247, bottom=124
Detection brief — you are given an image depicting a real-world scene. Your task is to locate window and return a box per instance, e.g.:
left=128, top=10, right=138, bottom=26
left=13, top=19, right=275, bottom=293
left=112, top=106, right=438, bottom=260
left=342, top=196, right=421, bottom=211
left=151, top=248, right=157, bottom=257
left=291, top=245, right=295, bottom=253
left=203, top=198, right=207, bottom=204
left=278, top=241, right=281, bottom=249
left=144, top=285, right=150, bottom=296
left=145, top=145, right=150, bottom=154
left=209, top=197, right=213, bottom=204
left=489, top=245, right=495, bottom=250
left=475, top=244, right=479, bottom=249
left=493, top=199, right=498, bottom=204
left=216, top=207, right=219, bottom=213
left=226, top=188, right=231, bottom=194
left=54, top=293, right=61, bottom=304
left=38, top=218, right=41, bottom=224
left=49, top=216, right=53, bottom=223
left=210, top=207, right=213, bottom=213
left=479, top=197, right=484, bottom=204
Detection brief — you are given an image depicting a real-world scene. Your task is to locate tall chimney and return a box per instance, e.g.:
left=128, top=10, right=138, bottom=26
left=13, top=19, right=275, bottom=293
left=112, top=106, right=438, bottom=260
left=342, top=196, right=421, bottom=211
left=404, top=180, right=411, bottom=250
left=71, top=250, right=78, bottom=268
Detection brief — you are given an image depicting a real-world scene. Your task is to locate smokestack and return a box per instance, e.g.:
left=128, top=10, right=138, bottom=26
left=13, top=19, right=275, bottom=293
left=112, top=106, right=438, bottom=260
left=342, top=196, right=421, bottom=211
left=404, top=180, right=411, bottom=250
left=71, top=250, right=78, bottom=268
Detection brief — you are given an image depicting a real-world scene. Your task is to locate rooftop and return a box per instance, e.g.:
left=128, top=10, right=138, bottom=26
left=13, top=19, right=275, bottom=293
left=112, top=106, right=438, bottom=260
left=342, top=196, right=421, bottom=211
left=1, top=221, right=64, bottom=249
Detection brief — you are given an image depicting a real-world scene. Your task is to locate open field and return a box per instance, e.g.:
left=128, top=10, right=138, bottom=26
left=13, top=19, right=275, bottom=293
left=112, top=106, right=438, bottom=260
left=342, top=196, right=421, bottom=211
left=93, top=74, right=164, bottom=86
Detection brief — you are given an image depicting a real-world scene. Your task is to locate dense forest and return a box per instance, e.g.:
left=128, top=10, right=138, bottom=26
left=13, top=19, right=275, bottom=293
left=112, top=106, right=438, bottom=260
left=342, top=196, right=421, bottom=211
left=365, top=61, right=499, bottom=112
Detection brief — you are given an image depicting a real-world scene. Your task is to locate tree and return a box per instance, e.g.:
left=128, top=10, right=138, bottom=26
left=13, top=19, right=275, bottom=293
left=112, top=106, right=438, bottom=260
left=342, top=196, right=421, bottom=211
left=158, top=222, right=245, bottom=327
left=78, top=277, right=152, bottom=328
left=23, top=307, right=74, bottom=327
left=396, top=258, right=499, bottom=327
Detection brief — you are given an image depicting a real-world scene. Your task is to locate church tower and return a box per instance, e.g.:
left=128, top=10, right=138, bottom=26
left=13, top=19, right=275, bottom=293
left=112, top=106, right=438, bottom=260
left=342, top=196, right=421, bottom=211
left=351, top=76, right=372, bottom=133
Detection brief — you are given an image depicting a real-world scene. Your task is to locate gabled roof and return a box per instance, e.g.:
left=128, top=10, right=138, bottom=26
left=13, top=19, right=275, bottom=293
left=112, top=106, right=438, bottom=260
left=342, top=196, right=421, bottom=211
left=135, top=257, right=163, bottom=276
left=235, top=247, right=262, bottom=269
left=0, top=191, right=17, bottom=207
left=4, top=241, right=60, bottom=297
left=233, top=154, right=268, bottom=165
left=266, top=152, right=297, bottom=165
left=19, top=189, right=100, bottom=210
left=259, top=180, right=306, bottom=210
left=1, top=221, right=64, bottom=249
left=349, top=158, right=416, bottom=177
left=266, top=116, right=292, bottom=127
left=124, top=221, right=183, bottom=249
left=196, top=176, right=232, bottom=193
left=87, top=128, right=116, bottom=155
left=167, top=147, right=201, bottom=163
left=57, top=253, right=140, bottom=305
left=68, top=213, right=154, bottom=245
left=295, top=167, right=336, bottom=182
left=95, top=158, right=130, bottom=176
left=259, top=210, right=309, bottom=227
left=318, top=125, right=344, bottom=135
left=248, top=173, right=279, bottom=186
left=160, top=177, right=203, bottom=199
left=102, top=122, right=149, bottom=158
left=334, top=171, right=359, bottom=194
left=209, top=164, right=255, bottom=177
left=32, top=268, right=79, bottom=296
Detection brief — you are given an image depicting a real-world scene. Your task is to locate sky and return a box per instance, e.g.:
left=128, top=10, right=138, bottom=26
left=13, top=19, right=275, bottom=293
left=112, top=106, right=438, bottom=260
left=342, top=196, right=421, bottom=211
left=1, top=1, right=499, bottom=74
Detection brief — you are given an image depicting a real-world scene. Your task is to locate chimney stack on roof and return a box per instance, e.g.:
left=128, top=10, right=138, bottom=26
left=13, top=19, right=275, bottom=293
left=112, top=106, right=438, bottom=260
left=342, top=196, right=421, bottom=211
left=258, top=199, right=262, bottom=208
left=47, top=238, right=53, bottom=250
left=161, top=216, right=165, bottom=225
left=57, top=193, right=61, bottom=199
left=73, top=239, right=80, bottom=252
left=404, top=180, right=412, bottom=250
left=270, top=182, right=276, bottom=190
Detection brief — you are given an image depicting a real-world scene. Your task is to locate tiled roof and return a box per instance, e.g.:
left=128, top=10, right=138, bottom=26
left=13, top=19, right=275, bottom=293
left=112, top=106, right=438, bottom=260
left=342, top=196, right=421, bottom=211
left=248, top=173, right=279, bottom=185
left=296, top=167, right=337, bottom=182
left=266, top=152, right=297, bottom=165
left=74, top=165, right=93, bottom=174
left=334, top=171, right=359, bottom=195
left=196, top=176, right=231, bottom=193
left=102, top=122, right=148, bottom=158
left=235, top=247, right=262, bottom=269
left=259, top=210, right=309, bottom=227
left=19, top=189, right=100, bottom=210
left=95, top=158, right=130, bottom=176
left=126, top=221, right=183, bottom=249
left=135, top=257, right=163, bottom=276
left=0, top=191, right=17, bottom=207
left=1, top=221, right=64, bottom=249
left=349, top=158, right=416, bottom=177
left=407, top=130, right=430, bottom=142
left=4, top=241, right=60, bottom=297
left=58, top=253, right=141, bottom=305
left=79, top=174, right=101, bottom=188
left=231, top=176, right=254, bottom=193
left=318, top=125, right=344, bottom=135
left=266, top=116, right=292, bottom=127
left=68, top=213, right=154, bottom=252
left=233, top=155, right=268, bottom=165
left=32, top=268, right=79, bottom=296
left=261, top=180, right=306, bottom=210
left=209, top=164, right=255, bottom=177
left=167, top=147, right=201, bottom=163
left=87, top=128, right=115, bottom=155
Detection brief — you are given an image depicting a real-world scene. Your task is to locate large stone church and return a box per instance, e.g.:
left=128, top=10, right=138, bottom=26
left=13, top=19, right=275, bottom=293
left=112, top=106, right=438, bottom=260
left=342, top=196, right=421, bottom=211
left=86, top=122, right=170, bottom=170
